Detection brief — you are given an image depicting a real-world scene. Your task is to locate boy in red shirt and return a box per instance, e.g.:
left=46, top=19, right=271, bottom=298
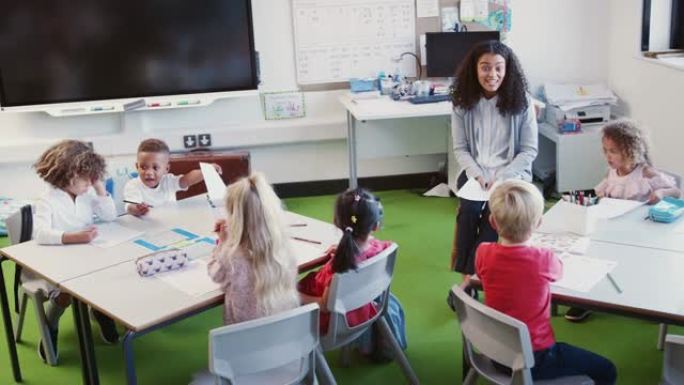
left=476, top=180, right=616, bottom=384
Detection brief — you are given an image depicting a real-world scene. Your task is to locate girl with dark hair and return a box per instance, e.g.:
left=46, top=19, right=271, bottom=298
left=450, top=40, right=538, bottom=276
left=298, top=188, right=390, bottom=333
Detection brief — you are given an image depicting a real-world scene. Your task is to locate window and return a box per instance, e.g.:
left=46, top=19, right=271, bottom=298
left=641, top=0, right=683, bottom=52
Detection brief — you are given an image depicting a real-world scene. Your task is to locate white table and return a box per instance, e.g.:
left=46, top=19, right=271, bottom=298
left=338, top=94, right=453, bottom=189
left=472, top=204, right=684, bottom=325
left=0, top=196, right=341, bottom=385
left=533, top=122, right=607, bottom=192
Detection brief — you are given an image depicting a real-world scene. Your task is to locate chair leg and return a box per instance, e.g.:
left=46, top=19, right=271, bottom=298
left=658, top=324, right=668, bottom=351
left=14, top=291, right=28, bottom=342
left=339, top=344, right=352, bottom=368
left=32, top=293, right=58, bottom=366
left=314, top=347, right=337, bottom=385
left=377, top=317, right=419, bottom=385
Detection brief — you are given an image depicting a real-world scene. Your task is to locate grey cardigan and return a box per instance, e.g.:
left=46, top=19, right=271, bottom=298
left=451, top=96, right=538, bottom=181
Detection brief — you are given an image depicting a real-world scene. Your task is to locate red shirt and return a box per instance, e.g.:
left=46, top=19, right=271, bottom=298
left=298, top=238, right=392, bottom=333
left=476, top=242, right=563, bottom=351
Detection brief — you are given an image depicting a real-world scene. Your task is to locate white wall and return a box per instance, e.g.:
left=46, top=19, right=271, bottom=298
left=607, top=0, right=684, bottom=177
left=0, top=0, right=612, bottom=198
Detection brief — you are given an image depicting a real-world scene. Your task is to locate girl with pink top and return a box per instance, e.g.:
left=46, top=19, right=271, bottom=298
left=596, top=119, right=680, bottom=203
left=566, top=120, right=681, bottom=323
left=208, top=173, right=299, bottom=325
left=298, top=188, right=390, bottom=333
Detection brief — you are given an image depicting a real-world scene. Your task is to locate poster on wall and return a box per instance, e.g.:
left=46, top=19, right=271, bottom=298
left=482, top=0, right=512, bottom=34
left=261, top=91, right=305, bottom=120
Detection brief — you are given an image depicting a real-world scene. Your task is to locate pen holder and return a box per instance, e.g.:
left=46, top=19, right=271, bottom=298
left=136, top=249, right=189, bottom=277
left=557, top=201, right=597, bottom=235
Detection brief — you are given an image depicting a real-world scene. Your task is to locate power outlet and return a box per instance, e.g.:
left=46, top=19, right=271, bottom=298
left=198, top=134, right=212, bottom=147
left=183, top=135, right=197, bottom=149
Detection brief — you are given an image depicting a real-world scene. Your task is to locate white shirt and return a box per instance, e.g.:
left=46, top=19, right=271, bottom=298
left=473, top=96, right=511, bottom=180
left=33, top=186, right=117, bottom=245
left=123, top=174, right=187, bottom=209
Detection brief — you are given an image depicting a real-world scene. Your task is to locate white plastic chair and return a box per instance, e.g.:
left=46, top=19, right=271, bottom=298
left=198, top=303, right=322, bottom=385
left=317, top=243, right=419, bottom=385
left=6, top=205, right=58, bottom=366
left=661, top=334, right=684, bottom=385
left=450, top=284, right=594, bottom=385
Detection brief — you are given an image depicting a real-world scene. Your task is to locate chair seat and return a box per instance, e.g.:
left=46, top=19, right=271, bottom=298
left=536, top=375, right=594, bottom=385
left=190, top=360, right=306, bottom=385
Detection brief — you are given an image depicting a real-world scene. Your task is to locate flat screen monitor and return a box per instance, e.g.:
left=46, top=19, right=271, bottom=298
left=425, top=31, right=500, bottom=78
left=0, top=0, right=258, bottom=108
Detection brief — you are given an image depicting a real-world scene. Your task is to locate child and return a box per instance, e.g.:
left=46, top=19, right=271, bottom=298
left=566, top=120, right=681, bottom=322
left=596, top=119, right=680, bottom=203
left=124, top=138, right=221, bottom=216
left=207, top=172, right=299, bottom=325
left=477, top=180, right=617, bottom=384
left=298, top=188, right=390, bottom=334
left=450, top=40, right=538, bottom=276
left=31, top=140, right=120, bottom=363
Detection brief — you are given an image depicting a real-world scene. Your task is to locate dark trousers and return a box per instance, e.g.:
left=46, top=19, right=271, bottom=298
left=451, top=172, right=498, bottom=274
left=532, top=343, right=617, bottom=385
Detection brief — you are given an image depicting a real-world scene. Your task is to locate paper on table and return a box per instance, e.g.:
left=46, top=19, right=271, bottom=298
left=552, top=255, right=617, bottom=293
left=530, top=232, right=590, bottom=256
left=91, top=222, right=144, bottom=248
left=155, top=259, right=221, bottom=297
left=456, top=179, right=500, bottom=201
left=589, top=198, right=644, bottom=219
left=200, top=162, right=226, bottom=204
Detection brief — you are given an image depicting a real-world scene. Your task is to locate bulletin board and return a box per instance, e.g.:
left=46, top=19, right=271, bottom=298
left=292, top=0, right=418, bottom=85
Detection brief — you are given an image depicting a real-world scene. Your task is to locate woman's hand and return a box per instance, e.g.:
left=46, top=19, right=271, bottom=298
left=475, top=176, right=493, bottom=190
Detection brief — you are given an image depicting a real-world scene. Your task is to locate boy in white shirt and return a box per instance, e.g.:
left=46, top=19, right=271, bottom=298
left=124, top=138, right=221, bottom=216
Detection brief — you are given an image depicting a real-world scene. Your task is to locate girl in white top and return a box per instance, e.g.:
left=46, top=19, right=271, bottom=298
left=30, top=140, right=119, bottom=362
left=124, top=138, right=221, bottom=216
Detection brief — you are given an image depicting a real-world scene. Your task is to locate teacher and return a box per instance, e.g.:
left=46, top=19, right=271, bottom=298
left=450, top=40, right=538, bottom=275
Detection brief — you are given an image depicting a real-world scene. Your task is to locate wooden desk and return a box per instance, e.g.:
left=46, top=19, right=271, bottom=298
left=0, top=196, right=341, bottom=385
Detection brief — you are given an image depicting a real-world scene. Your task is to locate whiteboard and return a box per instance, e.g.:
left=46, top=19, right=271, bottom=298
left=292, top=0, right=417, bottom=85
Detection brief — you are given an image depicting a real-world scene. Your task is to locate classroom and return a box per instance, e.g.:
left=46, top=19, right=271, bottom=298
left=0, top=0, right=683, bottom=384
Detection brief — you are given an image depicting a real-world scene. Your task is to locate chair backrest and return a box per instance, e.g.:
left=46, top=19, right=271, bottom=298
left=322, top=242, right=398, bottom=349
left=450, top=284, right=535, bottom=385
left=209, top=303, right=320, bottom=385
left=662, top=334, right=684, bottom=385
left=6, top=205, right=32, bottom=245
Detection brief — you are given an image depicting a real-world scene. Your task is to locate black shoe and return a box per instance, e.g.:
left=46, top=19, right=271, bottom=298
left=38, top=327, right=59, bottom=364
left=565, top=307, right=592, bottom=322
left=91, top=308, right=119, bottom=344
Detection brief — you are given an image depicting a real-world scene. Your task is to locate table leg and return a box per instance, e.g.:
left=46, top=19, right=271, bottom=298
left=0, top=258, right=22, bottom=382
left=123, top=330, right=138, bottom=385
left=72, top=298, right=99, bottom=385
left=346, top=111, right=358, bottom=189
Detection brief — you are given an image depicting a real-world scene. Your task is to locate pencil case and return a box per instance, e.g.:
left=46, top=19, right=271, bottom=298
left=648, top=197, right=684, bottom=223
left=136, top=249, right=189, bottom=277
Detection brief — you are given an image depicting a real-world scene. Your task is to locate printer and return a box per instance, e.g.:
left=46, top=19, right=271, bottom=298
left=546, top=104, right=611, bottom=125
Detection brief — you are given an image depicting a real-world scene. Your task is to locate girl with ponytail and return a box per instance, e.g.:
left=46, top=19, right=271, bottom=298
left=298, top=187, right=391, bottom=333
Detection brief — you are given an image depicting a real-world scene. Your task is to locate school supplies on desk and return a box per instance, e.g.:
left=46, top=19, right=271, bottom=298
left=648, top=197, right=684, bottom=223
left=136, top=249, right=189, bottom=277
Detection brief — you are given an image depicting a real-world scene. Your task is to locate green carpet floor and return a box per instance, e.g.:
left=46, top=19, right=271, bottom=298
left=0, top=189, right=678, bottom=384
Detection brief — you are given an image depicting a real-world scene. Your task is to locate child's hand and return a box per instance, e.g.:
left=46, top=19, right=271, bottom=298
left=63, top=226, right=98, bottom=244
left=211, top=163, right=223, bottom=175
left=92, top=179, right=107, bottom=196
left=214, top=219, right=228, bottom=242
left=128, top=203, right=150, bottom=216
left=647, top=192, right=660, bottom=205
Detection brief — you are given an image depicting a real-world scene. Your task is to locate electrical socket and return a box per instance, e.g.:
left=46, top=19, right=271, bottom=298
left=198, top=134, right=212, bottom=147
left=183, top=135, right=197, bottom=149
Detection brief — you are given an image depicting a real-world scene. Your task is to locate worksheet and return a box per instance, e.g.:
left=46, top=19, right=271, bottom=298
left=200, top=162, right=226, bottom=204
left=552, top=255, right=617, bottom=293
left=530, top=232, right=590, bottom=256
left=155, top=259, right=221, bottom=297
left=92, top=222, right=144, bottom=248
